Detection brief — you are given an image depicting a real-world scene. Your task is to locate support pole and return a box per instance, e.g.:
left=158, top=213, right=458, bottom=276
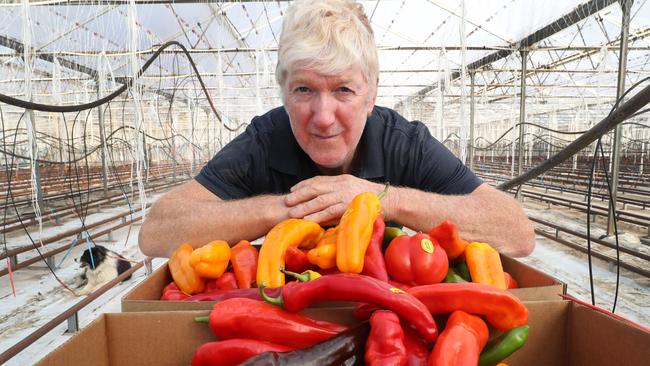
left=469, top=71, right=476, bottom=169
left=516, top=50, right=528, bottom=200
left=607, top=0, right=632, bottom=235
left=97, top=87, right=109, bottom=197
left=28, top=110, right=45, bottom=210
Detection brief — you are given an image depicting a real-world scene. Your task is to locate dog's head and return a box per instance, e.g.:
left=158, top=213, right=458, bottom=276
left=77, top=245, right=108, bottom=270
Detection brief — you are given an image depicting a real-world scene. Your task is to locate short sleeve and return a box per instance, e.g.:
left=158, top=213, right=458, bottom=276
left=413, top=125, right=483, bottom=195
left=195, top=123, right=264, bottom=200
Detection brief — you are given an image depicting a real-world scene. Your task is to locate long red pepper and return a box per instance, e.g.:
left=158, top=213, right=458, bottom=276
left=191, top=339, right=291, bottom=366
left=365, top=310, right=407, bottom=366
left=402, top=323, right=430, bottom=366
left=197, top=297, right=348, bottom=348
left=183, top=287, right=279, bottom=302
left=361, top=216, right=389, bottom=281
left=260, top=273, right=438, bottom=342
left=428, top=310, right=489, bottom=366
left=408, top=283, right=528, bottom=332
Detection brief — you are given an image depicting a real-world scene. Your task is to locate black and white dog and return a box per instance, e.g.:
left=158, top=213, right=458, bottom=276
left=73, top=245, right=132, bottom=296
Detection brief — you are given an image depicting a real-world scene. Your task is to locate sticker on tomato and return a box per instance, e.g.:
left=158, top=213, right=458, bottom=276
left=389, top=287, right=406, bottom=294
left=421, top=238, right=434, bottom=254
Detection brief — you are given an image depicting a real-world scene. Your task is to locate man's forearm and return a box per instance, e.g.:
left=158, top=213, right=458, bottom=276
left=139, top=193, right=289, bottom=257
left=383, top=184, right=535, bottom=257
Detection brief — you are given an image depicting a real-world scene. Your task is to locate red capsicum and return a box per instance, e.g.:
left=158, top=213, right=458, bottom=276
left=408, top=283, right=528, bottom=332
left=428, top=220, right=468, bottom=260
left=191, top=339, right=291, bottom=366
left=260, top=272, right=438, bottom=342
left=160, top=281, right=189, bottom=301
left=403, top=323, right=430, bottom=366
left=385, top=233, right=448, bottom=285
left=205, top=272, right=238, bottom=292
left=195, top=297, right=348, bottom=348
left=428, top=310, right=489, bottom=366
left=284, top=246, right=314, bottom=274
left=365, top=310, right=407, bottom=366
left=361, top=216, right=389, bottom=281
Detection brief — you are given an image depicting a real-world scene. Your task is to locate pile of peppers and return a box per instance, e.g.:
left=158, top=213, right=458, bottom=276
left=164, top=190, right=531, bottom=365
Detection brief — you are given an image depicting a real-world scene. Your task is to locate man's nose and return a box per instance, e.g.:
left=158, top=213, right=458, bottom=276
left=310, top=92, right=336, bottom=128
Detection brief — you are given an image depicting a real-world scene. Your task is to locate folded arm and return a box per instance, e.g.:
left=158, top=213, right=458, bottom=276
left=138, top=180, right=290, bottom=257
left=286, top=176, right=535, bottom=257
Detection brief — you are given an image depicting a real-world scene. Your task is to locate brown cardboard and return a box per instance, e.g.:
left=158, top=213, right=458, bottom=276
left=122, top=256, right=565, bottom=312
left=501, top=255, right=566, bottom=301
left=38, top=301, right=650, bottom=366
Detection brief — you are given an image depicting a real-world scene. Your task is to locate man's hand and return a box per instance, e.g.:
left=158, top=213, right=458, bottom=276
left=285, top=174, right=384, bottom=225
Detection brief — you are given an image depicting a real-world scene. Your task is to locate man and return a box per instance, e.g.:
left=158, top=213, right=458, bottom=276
left=139, top=0, right=534, bottom=258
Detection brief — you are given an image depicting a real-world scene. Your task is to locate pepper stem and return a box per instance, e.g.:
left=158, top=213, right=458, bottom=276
left=280, top=268, right=310, bottom=282
left=194, top=316, right=209, bottom=323
left=377, top=183, right=389, bottom=201
left=258, top=281, right=283, bottom=307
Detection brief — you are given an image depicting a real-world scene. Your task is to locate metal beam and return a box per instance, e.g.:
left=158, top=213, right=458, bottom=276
left=516, top=51, right=528, bottom=200
left=395, top=0, right=619, bottom=109
left=607, top=0, right=632, bottom=235
left=497, top=82, right=650, bottom=192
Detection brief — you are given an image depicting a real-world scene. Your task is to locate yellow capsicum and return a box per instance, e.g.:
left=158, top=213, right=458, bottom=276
left=189, top=240, right=232, bottom=279
left=307, top=227, right=338, bottom=269
left=336, top=191, right=383, bottom=273
left=168, top=243, right=205, bottom=295
left=257, top=219, right=324, bottom=288
left=465, top=242, right=507, bottom=289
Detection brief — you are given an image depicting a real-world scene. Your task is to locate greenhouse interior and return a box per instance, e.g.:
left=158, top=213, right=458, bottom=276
left=0, top=0, right=649, bottom=365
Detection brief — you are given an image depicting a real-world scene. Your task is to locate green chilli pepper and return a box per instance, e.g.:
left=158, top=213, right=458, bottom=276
left=454, top=261, right=472, bottom=282
left=444, top=267, right=467, bottom=283
left=382, top=226, right=407, bottom=252
left=478, top=325, right=529, bottom=366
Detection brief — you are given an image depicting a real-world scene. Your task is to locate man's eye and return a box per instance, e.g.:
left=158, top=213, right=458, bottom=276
left=338, top=87, right=354, bottom=94
left=294, top=86, right=310, bottom=93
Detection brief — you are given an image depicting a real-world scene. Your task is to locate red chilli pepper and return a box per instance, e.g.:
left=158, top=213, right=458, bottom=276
left=191, top=339, right=291, bottom=366
left=260, top=273, right=438, bottom=342
left=160, top=281, right=189, bottom=301
left=361, top=216, right=389, bottom=281
left=408, top=283, right=528, bottom=332
left=365, top=310, right=407, bottom=366
left=196, top=297, right=348, bottom=348
left=428, top=310, right=489, bottom=366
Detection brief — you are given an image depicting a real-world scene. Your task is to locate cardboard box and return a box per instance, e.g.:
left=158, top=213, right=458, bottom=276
left=38, top=300, right=649, bottom=366
left=122, top=255, right=565, bottom=312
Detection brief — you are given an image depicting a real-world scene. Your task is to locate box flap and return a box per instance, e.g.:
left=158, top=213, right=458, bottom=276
left=504, top=300, right=570, bottom=366
left=568, top=302, right=650, bottom=365
left=104, top=311, right=212, bottom=366
left=36, top=315, right=110, bottom=366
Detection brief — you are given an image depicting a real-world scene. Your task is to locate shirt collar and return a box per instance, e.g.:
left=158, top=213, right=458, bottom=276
left=269, top=106, right=385, bottom=180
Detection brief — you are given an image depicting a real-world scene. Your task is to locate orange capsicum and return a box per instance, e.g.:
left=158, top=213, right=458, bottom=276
left=465, top=242, right=507, bottom=289
left=257, top=219, right=324, bottom=288
left=189, top=240, right=232, bottom=279
left=307, top=227, right=338, bottom=269
left=428, top=220, right=469, bottom=260
left=230, top=240, right=258, bottom=289
left=169, top=243, right=205, bottom=295
left=336, top=190, right=383, bottom=273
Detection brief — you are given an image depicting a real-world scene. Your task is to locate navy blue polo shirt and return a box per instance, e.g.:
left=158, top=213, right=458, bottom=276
left=195, top=105, right=482, bottom=199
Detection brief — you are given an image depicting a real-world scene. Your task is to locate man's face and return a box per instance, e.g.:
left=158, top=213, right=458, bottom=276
left=283, top=66, right=377, bottom=173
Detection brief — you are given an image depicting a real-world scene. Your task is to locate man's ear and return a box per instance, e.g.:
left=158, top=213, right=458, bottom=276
left=367, top=78, right=378, bottom=115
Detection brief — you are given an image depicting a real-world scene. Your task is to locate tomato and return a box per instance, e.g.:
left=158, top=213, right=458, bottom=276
left=504, top=271, right=519, bottom=289
left=384, top=233, right=448, bottom=285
